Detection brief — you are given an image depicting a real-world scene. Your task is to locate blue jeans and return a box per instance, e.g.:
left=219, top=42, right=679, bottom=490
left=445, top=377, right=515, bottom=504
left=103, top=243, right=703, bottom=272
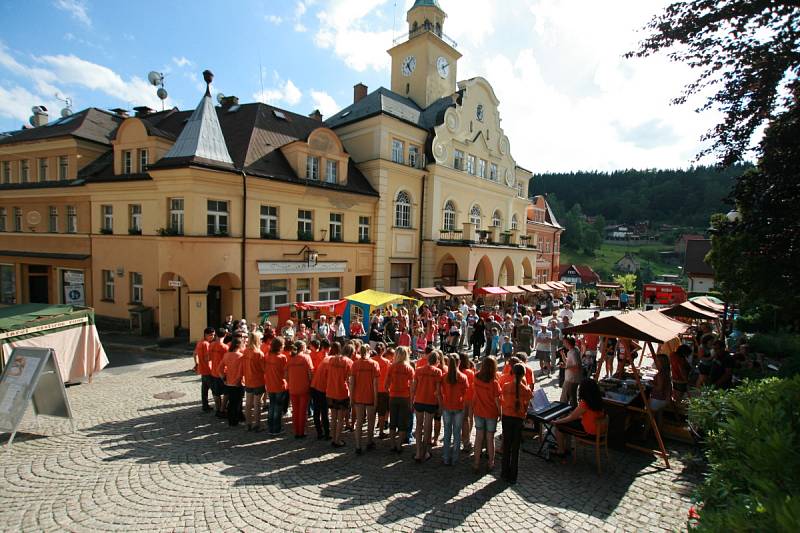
left=442, top=409, right=464, bottom=464
left=268, top=391, right=288, bottom=434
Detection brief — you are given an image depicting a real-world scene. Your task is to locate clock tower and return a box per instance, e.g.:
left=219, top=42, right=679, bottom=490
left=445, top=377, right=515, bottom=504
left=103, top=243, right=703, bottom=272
left=388, top=0, right=462, bottom=109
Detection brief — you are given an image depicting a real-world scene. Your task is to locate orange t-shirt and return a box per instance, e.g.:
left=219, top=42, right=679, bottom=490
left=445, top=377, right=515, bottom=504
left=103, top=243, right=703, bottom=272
left=220, top=351, right=245, bottom=387
left=502, top=363, right=534, bottom=386
left=310, top=348, right=328, bottom=370
left=242, top=347, right=265, bottom=388
left=387, top=362, right=415, bottom=398
left=415, top=357, right=429, bottom=369
left=263, top=352, right=288, bottom=393
left=414, top=365, right=443, bottom=405
left=325, top=356, right=353, bottom=400
left=472, top=377, right=502, bottom=419
left=440, top=370, right=468, bottom=411
left=210, top=341, right=229, bottom=377
left=501, top=380, right=533, bottom=419
left=351, top=358, right=380, bottom=404
left=287, top=354, right=313, bottom=395
left=311, top=356, right=330, bottom=391
left=375, top=355, right=392, bottom=393
left=580, top=400, right=604, bottom=435
left=463, top=367, right=476, bottom=402
left=195, top=340, right=211, bottom=375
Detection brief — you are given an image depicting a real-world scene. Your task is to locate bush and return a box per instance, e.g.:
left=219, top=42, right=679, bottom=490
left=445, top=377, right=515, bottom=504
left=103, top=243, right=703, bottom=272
left=688, top=377, right=800, bottom=532
left=748, top=333, right=800, bottom=360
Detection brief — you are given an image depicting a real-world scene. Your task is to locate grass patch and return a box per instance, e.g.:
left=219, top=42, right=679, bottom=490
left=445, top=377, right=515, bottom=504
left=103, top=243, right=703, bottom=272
left=560, top=242, right=681, bottom=280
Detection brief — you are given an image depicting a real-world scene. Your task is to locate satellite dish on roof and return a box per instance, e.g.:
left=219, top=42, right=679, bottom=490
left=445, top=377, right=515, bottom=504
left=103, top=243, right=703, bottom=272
left=61, top=107, right=73, bottom=118
left=157, top=87, right=168, bottom=100
left=148, top=71, right=163, bottom=86
left=29, top=116, right=36, bottom=126
left=55, top=94, right=73, bottom=118
left=216, top=93, right=225, bottom=104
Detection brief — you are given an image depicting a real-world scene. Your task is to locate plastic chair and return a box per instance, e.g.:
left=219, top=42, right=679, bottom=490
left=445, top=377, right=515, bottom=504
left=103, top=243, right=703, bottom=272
left=571, top=416, right=610, bottom=474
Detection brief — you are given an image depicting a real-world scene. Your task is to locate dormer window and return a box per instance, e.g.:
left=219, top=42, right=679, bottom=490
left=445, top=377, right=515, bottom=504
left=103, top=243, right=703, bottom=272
left=326, top=160, right=337, bottom=183
left=139, top=149, right=149, bottom=172
left=123, top=151, right=133, bottom=174
left=306, top=156, right=320, bottom=180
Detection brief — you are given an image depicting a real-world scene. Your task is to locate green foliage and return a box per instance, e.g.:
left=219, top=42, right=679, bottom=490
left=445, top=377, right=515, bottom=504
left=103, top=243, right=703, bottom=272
left=613, top=273, right=636, bottom=292
left=689, top=377, right=800, bottom=532
left=560, top=242, right=679, bottom=283
left=748, top=333, right=800, bottom=361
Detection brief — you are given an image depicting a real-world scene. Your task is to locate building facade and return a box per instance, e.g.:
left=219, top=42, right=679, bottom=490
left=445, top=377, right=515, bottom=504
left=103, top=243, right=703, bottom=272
left=525, top=195, right=563, bottom=282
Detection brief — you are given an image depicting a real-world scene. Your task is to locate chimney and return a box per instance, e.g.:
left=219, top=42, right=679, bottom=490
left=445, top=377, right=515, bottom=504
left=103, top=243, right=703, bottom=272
left=354, top=82, right=368, bottom=104
left=308, top=109, right=322, bottom=122
left=220, top=95, right=239, bottom=108
left=110, top=108, right=129, bottom=118
left=133, top=106, right=155, bottom=117
left=31, top=106, right=48, bottom=127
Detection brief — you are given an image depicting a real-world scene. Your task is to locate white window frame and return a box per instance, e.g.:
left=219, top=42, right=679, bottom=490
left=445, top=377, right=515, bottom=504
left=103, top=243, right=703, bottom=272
left=58, top=156, right=68, bottom=180
left=123, top=150, right=132, bottom=174
left=408, top=145, right=419, bottom=168
left=443, top=201, right=456, bottom=231
left=297, top=209, right=313, bottom=238
left=260, top=205, right=278, bottom=238
left=319, top=277, right=341, bottom=301
left=511, top=214, right=519, bottom=231
left=329, top=213, right=343, bottom=242
left=1, top=161, right=9, bottom=183
left=466, top=154, right=475, bottom=175
left=67, top=206, right=77, bottom=233
left=207, top=199, right=229, bottom=235
left=102, top=205, right=113, bottom=232
left=489, top=163, right=498, bottom=181
left=295, top=278, right=311, bottom=302
left=130, top=272, right=143, bottom=303
left=325, top=160, right=337, bottom=183
left=169, top=198, right=184, bottom=234
left=49, top=206, right=58, bottom=233
left=469, top=205, right=482, bottom=228
left=358, top=216, right=370, bottom=243
left=395, top=191, right=411, bottom=228
left=492, top=210, right=502, bottom=228
left=306, top=155, right=320, bottom=180
left=102, top=270, right=115, bottom=301
left=391, top=139, right=404, bottom=164
left=389, top=263, right=412, bottom=294
left=129, top=204, right=142, bottom=233
left=453, top=149, right=465, bottom=171
left=20, top=159, right=29, bottom=183
left=259, top=279, right=288, bottom=314
left=38, top=158, right=47, bottom=182
left=139, top=149, right=149, bottom=172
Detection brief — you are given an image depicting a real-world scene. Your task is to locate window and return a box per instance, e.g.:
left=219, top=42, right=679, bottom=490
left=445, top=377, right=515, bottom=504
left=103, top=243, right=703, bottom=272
left=489, top=163, right=498, bottom=181
left=14, top=208, right=22, bottom=232
left=49, top=206, right=58, bottom=233
left=129, top=204, right=142, bottom=233
left=443, top=201, right=456, bottom=231
left=511, top=214, right=519, bottom=231
left=469, top=205, right=482, bottom=228
left=123, top=151, right=132, bottom=174
left=66, top=206, right=77, bottom=233
left=453, top=149, right=465, bottom=170
left=58, top=156, right=68, bottom=180
left=329, top=213, right=343, bottom=242
left=101, top=205, right=113, bottom=232
left=297, top=209, right=313, bottom=239
left=2, top=161, right=10, bottom=183
left=130, top=272, right=143, bottom=303
left=102, top=270, right=115, bottom=301
left=260, top=205, right=278, bottom=238
left=391, top=139, right=404, bottom=164
left=295, top=278, right=311, bottom=302
left=395, top=190, right=411, bottom=228
left=492, top=210, right=502, bottom=228
left=325, top=160, right=337, bottom=183
left=207, top=199, right=228, bottom=235
left=20, top=160, right=29, bottom=183
left=259, top=279, right=288, bottom=313
left=390, top=263, right=412, bottom=294
left=408, top=145, right=420, bottom=168
left=319, top=277, right=341, bottom=300
left=358, top=216, right=370, bottom=243
left=466, top=154, right=475, bottom=175
left=169, top=198, right=184, bottom=234
left=38, top=158, right=48, bottom=181
left=0, top=208, right=5, bottom=232
left=478, top=159, right=487, bottom=178
left=0, top=264, right=15, bottom=304
left=306, top=155, right=320, bottom=180
left=139, top=149, right=149, bottom=172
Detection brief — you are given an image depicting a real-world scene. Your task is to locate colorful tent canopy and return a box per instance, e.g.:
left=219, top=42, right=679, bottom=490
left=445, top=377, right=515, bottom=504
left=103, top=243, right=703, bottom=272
left=563, top=310, right=689, bottom=344
left=518, top=284, right=542, bottom=294
left=661, top=301, right=719, bottom=320
left=442, top=286, right=472, bottom=297
left=690, top=296, right=724, bottom=313
left=345, top=289, right=417, bottom=307
left=476, top=286, right=509, bottom=295
left=293, top=300, right=347, bottom=312
left=412, top=287, right=446, bottom=298
left=501, top=285, right=525, bottom=294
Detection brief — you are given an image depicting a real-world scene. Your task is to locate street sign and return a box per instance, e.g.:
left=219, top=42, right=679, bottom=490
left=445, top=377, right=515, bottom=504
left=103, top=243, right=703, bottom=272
left=168, top=280, right=182, bottom=288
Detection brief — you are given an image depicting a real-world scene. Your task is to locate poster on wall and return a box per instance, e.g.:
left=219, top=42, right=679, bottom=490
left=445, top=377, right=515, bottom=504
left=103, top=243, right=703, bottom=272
left=62, top=270, right=85, bottom=306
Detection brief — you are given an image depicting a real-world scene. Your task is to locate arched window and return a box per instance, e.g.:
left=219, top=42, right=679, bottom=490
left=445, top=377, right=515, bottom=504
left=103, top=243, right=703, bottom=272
left=411, top=21, right=418, bottom=33
left=395, top=190, right=411, bottom=228
left=443, top=200, right=456, bottom=231
left=435, top=22, right=442, bottom=36
left=469, top=204, right=482, bottom=228
left=511, top=214, right=519, bottom=230
left=492, top=210, right=502, bottom=228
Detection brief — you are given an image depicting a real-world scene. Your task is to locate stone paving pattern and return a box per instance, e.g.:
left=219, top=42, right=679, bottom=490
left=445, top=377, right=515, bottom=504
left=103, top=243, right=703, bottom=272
left=0, top=357, right=699, bottom=532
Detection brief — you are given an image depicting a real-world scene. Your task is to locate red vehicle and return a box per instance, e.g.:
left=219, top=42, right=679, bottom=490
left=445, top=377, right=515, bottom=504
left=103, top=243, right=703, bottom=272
left=644, top=282, right=687, bottom=308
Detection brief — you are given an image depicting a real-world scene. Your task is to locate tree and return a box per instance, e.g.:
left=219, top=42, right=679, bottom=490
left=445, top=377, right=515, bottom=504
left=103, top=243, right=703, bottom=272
left=627, top=0, right=800, bottom=166
left=613, top=274, right=637, bottom=292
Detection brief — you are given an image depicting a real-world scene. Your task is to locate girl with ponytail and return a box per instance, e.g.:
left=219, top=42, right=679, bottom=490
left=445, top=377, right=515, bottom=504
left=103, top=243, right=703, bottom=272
left=500, top=363, right=532, bottom=484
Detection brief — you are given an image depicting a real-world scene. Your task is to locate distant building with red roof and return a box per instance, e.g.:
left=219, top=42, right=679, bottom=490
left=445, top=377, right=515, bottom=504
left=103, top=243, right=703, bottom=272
left=675, top=233, right=706, bottom=255
left=559, top=264, right=600, bottom=287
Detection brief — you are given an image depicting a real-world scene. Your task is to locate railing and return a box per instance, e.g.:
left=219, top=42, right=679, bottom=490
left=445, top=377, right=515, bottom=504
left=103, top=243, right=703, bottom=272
left=392, top=27, right=458, bottom=48
left=438, top=229, right=535, bottom=248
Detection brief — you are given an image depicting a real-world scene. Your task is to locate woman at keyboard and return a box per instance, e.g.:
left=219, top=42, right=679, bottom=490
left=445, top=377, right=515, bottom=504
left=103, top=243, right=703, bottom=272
left=552, top=378, right=605, bottom=458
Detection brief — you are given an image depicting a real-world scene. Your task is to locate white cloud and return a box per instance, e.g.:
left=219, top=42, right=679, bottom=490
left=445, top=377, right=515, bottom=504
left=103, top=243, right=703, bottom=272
left=172, top=56, right=192, bottom=68
left=314, top=0, right=393, bottom=72
left=266, top=14, right=283, bottom=25
left=253, top=75, right=303, bottom=107
left=295, top=1, right=307, bottom=18
left=294, top=23, right=307, bottom=33
left=0, top=84, right=60, bottom=124
left=310, top=90, right=340, bottom=118
left=54, top=0, right=91, bottom=27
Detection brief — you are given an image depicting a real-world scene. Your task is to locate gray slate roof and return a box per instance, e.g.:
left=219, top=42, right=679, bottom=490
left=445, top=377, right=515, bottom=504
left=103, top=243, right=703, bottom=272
left=0, top=108, right=122, bottom=146
left=325, top=87, right=454, bottom=132
left=160, top=92, right=234, bottom=166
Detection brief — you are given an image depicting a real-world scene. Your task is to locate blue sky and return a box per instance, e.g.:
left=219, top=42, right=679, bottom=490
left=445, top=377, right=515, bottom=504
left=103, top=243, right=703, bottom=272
left=0, top=0, right=722, bottom=172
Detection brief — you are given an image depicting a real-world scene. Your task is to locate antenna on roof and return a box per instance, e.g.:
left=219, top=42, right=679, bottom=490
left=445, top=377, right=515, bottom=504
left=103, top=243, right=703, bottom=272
left=147, top=70, right=168, bottom=111
left=55, top=93, right=73, bottom=118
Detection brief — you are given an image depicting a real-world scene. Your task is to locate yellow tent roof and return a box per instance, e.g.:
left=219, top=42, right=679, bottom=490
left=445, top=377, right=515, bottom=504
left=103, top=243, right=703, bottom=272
left=345, top=289, right=418, bottom=307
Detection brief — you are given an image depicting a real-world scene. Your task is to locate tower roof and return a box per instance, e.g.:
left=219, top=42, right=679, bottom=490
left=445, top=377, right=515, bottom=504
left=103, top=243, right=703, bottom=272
left=411, top=0, right=442, bottom=9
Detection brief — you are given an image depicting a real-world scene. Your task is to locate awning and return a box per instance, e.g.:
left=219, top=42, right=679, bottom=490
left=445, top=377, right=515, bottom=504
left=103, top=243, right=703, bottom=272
left=563, top=310, right=689, bottom=344
left=534, top=283, right=554, bottom=292
left=518, top=285, right=542, bottom=294
left=690, top=296, right=724, bottom=313
left=546, top=282, right=565, bottom=291
left=345, top=289, right=418, bottom=307
left=501, top=285, right=525, bottom=294
left=412, top=287, right=446, bottom=299
left=476, top=286, right=509, bottom=295
left=442, top=286, right=472, bottom=297
left=596, top=283, right=622, bottom=290
left=661, top=301, right=719, bottom=320
left=293, top=300, right=347, bottom=312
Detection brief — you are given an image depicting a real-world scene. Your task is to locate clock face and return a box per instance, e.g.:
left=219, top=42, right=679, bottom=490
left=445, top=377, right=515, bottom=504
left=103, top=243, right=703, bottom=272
left=402, top=55, right=416, bottom=77
left=476, top=104, right=485, bottom=122
left=436, top=56, right=449, bottom=78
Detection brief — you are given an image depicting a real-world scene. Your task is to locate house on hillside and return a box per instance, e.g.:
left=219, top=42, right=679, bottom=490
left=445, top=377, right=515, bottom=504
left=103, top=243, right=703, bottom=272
left=615, top=252, right=640, bottom=273
left=675, top=233, right=706, bottom=255
left=526, top=196, right=564, bottom=282
left=559, top=264, right=600, bottom=288
left=685, top=239, right=714, bottom=293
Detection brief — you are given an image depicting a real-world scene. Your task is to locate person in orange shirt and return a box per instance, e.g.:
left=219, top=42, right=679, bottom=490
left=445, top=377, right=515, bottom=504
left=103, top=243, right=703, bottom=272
left=287, top=340, right=314, bottom=438
left=310, top=340, right=332, bottom=440
left=220, top=337, right=245, bottom=427
left=412, top=351, right=442, bottom=462
left=458, top=352, right=476, bottom=454
left=431, top=351, right=447, bottom=446
left=472, top=356, right=502, bottom=473
left=440, top=354, right=468, bottom=465
left=350, top=344, right=380, bottom=454
left=326, top=342, right=354, bottom=447
left=373, top=343, right=392, bottom=439
left=500, top=363, right=533, bottom=484
left=209, top=328, right=230, bottom=418
left=415, top=346, right=432, bottom=369
left=500, top=355, right=535, bottom=388
left=194, top=327, right=215, bottom=413
left=242, top=331, right=266, bottom=431
left=386, top=346, right=415, bottom=454
left=264, top=337, right=289, bottom=435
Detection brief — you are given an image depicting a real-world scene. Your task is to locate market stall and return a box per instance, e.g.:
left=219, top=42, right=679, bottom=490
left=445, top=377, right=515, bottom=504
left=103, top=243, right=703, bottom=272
left=0, top=304, right=108, bottom=383
left=412, top=287, right=447, bottom=299
left=689, top=296, right=725, bottom=314
left=441, top=286, right=472, bottom=299
left=343, top=289, right=419, bottom=339
left=275, top=300, right=347, bottom=329
left=661, top=301, right=719, bottom=321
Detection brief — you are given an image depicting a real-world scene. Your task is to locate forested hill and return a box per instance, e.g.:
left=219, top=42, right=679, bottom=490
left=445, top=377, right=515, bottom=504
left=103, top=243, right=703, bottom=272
left=528, top=164, right=752, bottom=227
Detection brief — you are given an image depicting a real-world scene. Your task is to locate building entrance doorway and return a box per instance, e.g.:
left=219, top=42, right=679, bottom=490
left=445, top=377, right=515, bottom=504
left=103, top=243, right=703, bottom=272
left=28, top=265, right=49, bottom=303
left=207, top=285, right=222, bottom=329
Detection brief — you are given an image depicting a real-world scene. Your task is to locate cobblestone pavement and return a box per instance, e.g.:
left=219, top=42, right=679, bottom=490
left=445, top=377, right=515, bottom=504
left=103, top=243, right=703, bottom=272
left=0, top=356, right=699, bottom=532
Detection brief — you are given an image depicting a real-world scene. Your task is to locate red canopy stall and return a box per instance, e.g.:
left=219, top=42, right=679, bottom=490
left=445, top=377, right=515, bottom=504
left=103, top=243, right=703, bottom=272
left=275, top=299, right=347, bottom=329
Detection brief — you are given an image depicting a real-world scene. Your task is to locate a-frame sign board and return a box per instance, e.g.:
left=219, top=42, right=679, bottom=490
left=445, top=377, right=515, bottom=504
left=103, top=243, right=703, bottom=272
left=0, top=347, right=74, bottom=451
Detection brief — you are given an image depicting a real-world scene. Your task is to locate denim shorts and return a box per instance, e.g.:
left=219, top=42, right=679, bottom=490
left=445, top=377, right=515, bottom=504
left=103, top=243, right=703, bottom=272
left=474, top=415, right=498, bottom=432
